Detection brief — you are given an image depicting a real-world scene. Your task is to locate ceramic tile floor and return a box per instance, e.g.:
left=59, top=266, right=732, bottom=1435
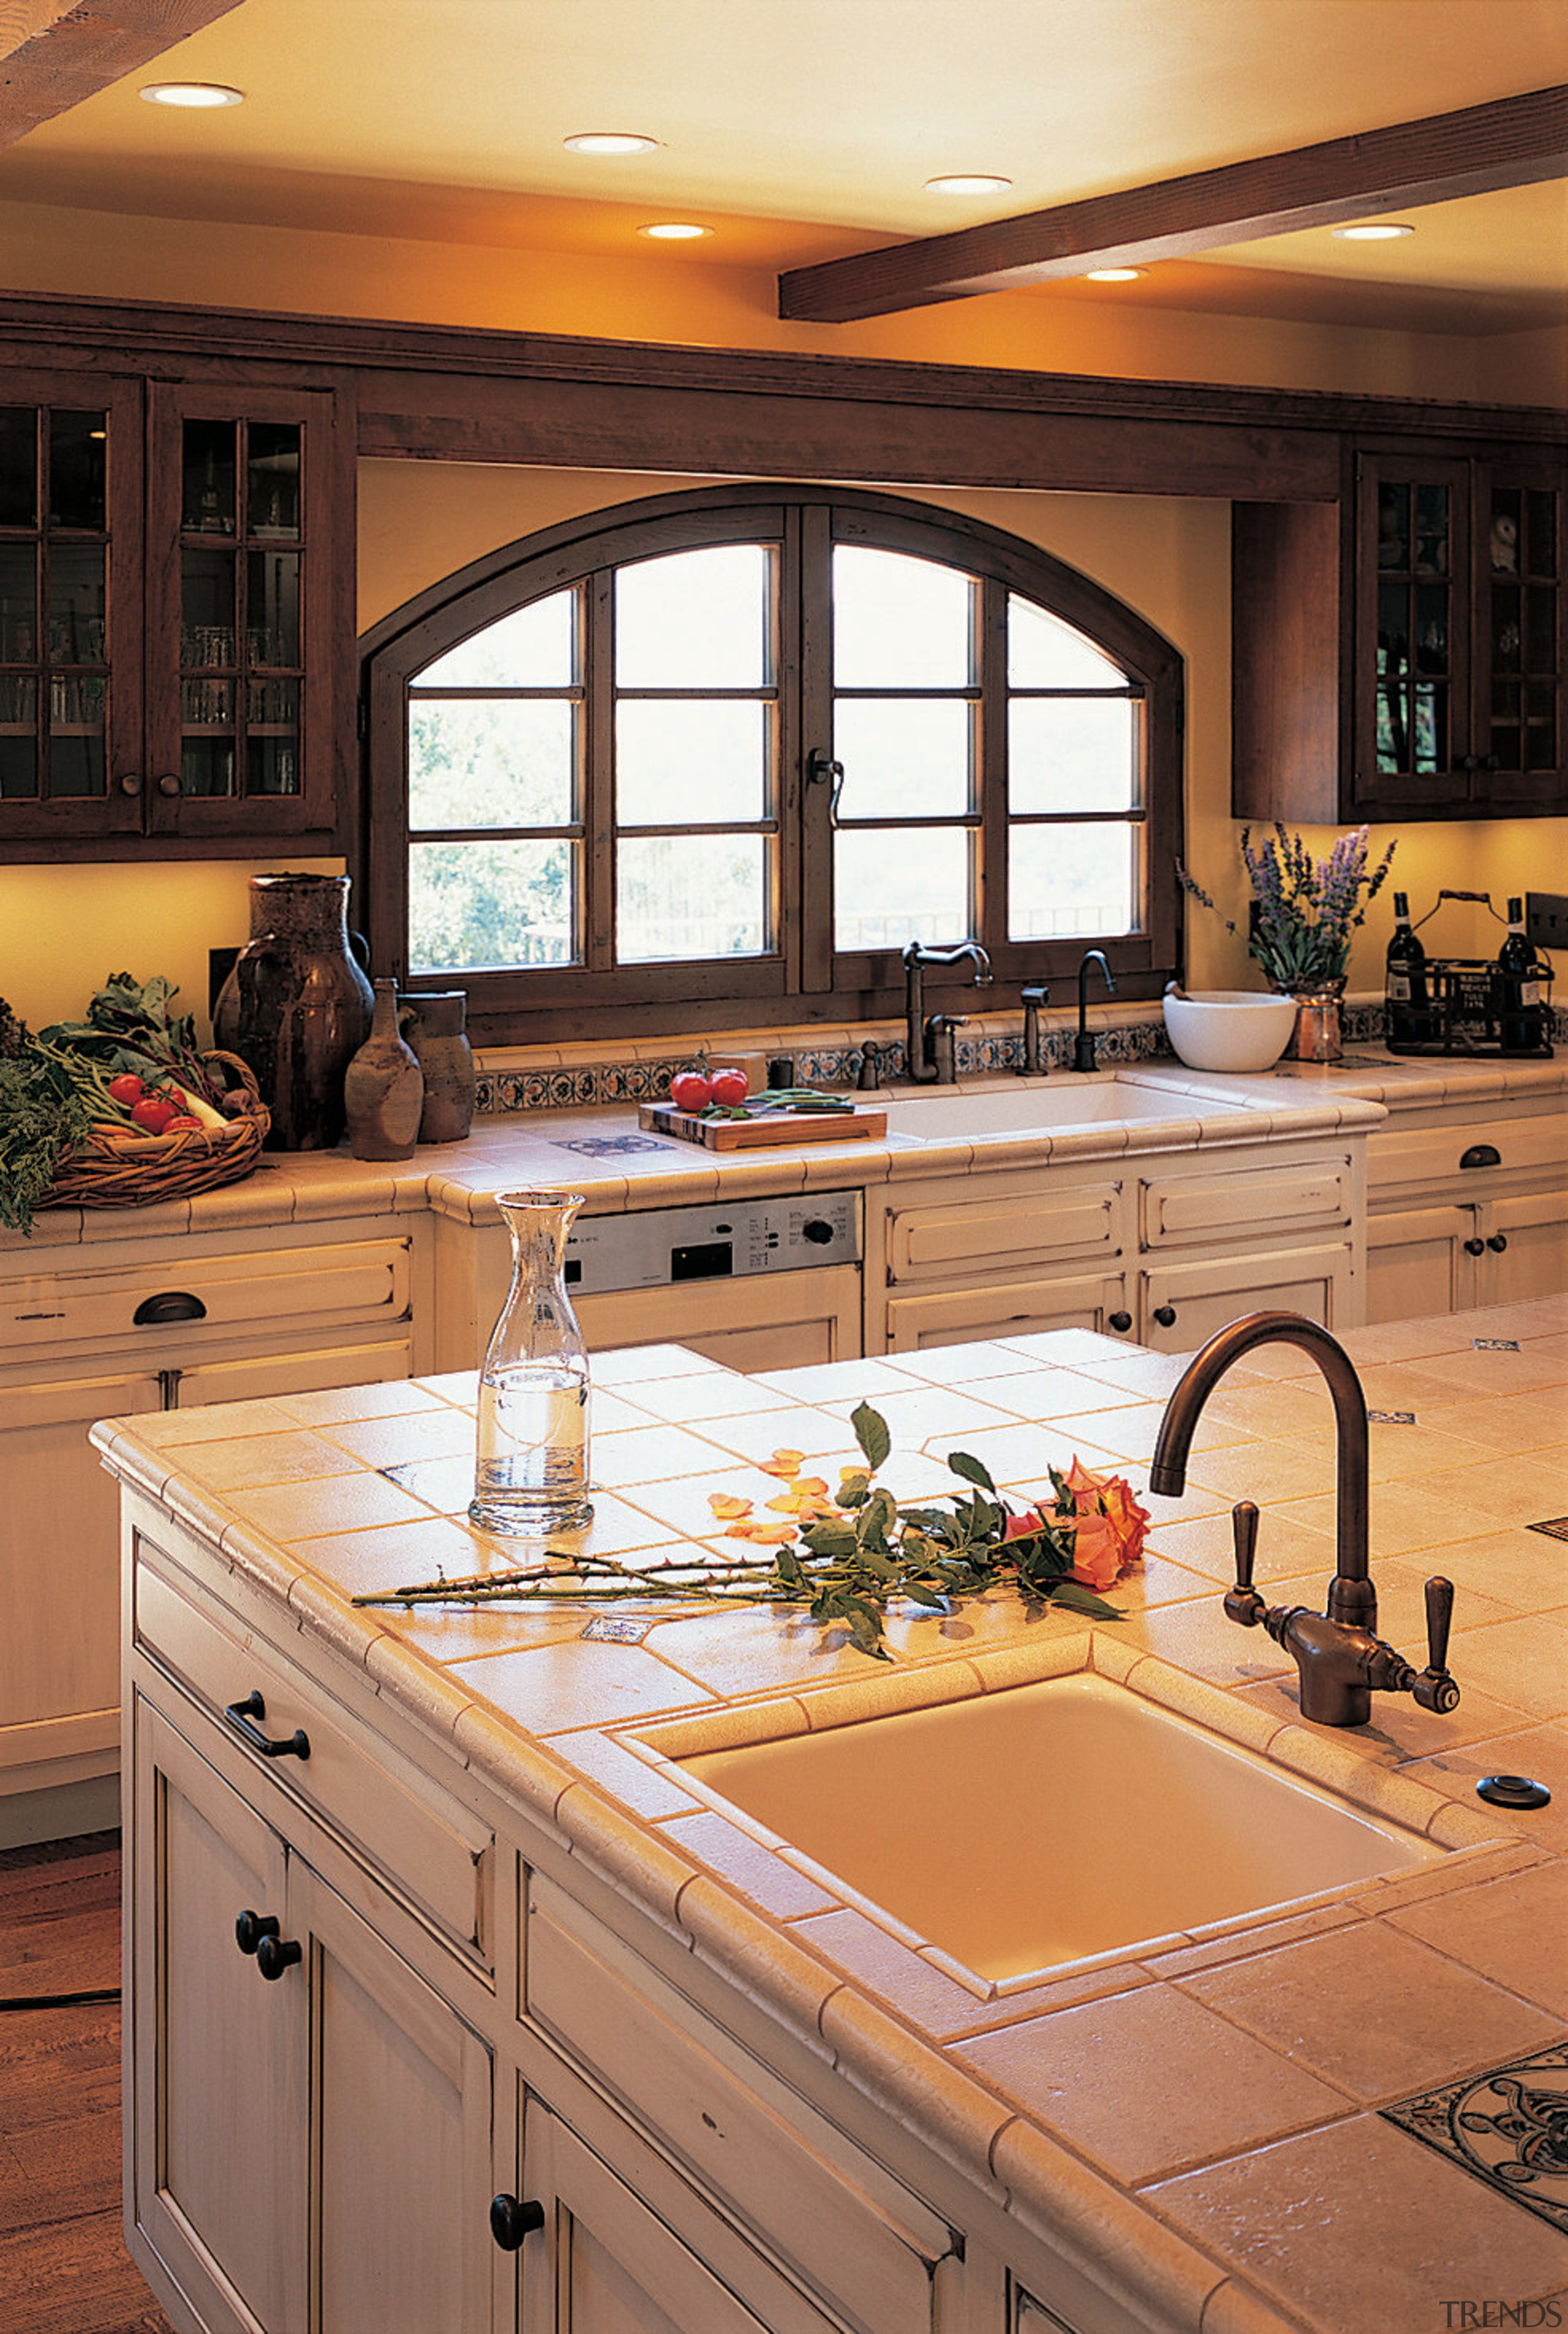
left=99, top=1302, right=1568, bottom=2334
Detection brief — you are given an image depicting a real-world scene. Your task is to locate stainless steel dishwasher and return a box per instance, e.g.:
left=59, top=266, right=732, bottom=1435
left=461, top=1192, right=863, bottom=1373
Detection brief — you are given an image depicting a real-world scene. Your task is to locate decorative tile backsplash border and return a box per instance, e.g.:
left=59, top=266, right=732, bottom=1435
left=470, top=994, right=1564, bottom=1118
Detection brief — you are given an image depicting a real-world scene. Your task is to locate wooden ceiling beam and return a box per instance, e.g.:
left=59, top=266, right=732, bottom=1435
left=0, top=0, right=244, bottom=148
left=778, top=85, right=1568, bottom=323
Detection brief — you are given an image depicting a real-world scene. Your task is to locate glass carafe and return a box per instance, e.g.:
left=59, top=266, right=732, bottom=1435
left=469, top=1191, right=593, bottom=1536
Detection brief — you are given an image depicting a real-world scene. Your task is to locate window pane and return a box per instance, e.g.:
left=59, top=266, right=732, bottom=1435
left=1009, top=597, right=1127, bottom=687
left=833, top=547, right=971, bottom=688
left=616, top=546, right=769, bottom=688
left=48, top=412, right=107, bottom=532
left=1009, top=823, right=1135, bottom=940
left=410, top=838, right=576, bottom=971
left=409, top=701, right=575, bottom=829
left=47, top=544, right=107, bottom=664
left=834, top=698, right=971, bottom=818
left=1009, top=698, right=1136, bottom=814
left=616, top=699, right=767, bottom=826
left=617, top=834, right=767, bottom=962
left=834, top=827, right=971, bottom=952
left=416, top=591, right=575, bottom=687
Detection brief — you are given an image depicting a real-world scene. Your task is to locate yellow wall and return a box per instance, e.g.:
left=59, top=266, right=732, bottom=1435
left=356, top=457, right=1566, bottom=996
left=0, top=197, right=1561, bottom=1038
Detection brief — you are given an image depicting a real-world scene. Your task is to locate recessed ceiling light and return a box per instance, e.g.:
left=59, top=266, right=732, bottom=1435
left=924, top=174, right=1012, bottom=196
left=1085, top=268, right=1145, bottom=282
left=637, top=222, right=712, bottom=241
left=140, top=81, right=244, bottom=108
left=563, top=131, right=658, bottom=156
left=1332, top=221, right=1415, bottom=241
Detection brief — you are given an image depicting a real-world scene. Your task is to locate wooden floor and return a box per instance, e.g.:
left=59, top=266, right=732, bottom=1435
left=0, top=1831, right=176, bottom=2334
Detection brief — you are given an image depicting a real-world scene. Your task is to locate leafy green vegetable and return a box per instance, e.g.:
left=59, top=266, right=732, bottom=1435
left=36, top=970, right=224, bottom=1117
left=0, top=1051, right=92, bottom=1234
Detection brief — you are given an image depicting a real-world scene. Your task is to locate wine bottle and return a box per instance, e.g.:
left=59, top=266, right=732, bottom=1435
left=1384, top=891, right=1430, bottom=1049
left=1496, top=896, right=1542, bottom=1052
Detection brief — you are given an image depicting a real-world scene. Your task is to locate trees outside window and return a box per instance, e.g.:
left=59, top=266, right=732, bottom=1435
left=360, top=485, right=1183, bottom=1042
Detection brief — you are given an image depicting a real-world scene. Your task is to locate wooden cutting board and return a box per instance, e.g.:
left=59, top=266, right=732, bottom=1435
left=638, top=1101, right=889, bottom=1149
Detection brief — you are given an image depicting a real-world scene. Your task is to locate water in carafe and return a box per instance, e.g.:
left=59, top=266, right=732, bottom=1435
left=469, top=1190, right=594, bottom=1536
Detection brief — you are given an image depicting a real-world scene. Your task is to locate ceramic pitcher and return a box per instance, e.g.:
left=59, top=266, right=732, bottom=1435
left=213, top=872, right=375, bottom=1150
left=399, top=989, right=476, bottom=1144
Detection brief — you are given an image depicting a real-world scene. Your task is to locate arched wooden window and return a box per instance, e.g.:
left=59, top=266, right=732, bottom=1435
left=360, top=483, right=1183, bottom=1042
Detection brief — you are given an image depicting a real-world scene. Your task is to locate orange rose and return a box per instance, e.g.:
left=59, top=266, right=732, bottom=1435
left=1062, top=1458, right=1150, bottom=1590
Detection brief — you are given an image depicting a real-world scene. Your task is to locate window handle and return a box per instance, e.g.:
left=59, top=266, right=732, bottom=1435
left=807, top=747, right=845, bottom=827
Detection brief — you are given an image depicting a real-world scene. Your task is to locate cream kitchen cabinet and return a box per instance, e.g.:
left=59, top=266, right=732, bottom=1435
left=870, top=1139, right=1363, bottom=1358
left=0, top=1220, right=423, bottom=1844
left=128, top=1530, right=504, bottom=2334
left=1365, top=1105, right=1568, bottom=1323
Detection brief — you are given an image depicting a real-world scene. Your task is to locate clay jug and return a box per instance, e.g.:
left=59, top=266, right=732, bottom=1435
left=344, top=981, right=424, bottom=1161
left=213, top=873, right=375, bottom=1150
left=399, top=989, right=476, bottom=1144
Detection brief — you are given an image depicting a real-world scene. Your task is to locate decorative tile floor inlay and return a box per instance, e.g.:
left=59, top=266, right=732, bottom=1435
left=1474, top=1337, right=1523, bottom=1352
left=1381, top=2042, right=1568, bottom=2235
left=1367, top=1409, right=1417, bottom=1425
left=1528, top=1517, right=1568, bottom=1543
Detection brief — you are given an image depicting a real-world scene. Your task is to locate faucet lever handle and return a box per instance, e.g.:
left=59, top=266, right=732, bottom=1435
left=1224, top=1501, right=1266, bottom=1626
left=1411, top=1576, right=1460, bottom=1714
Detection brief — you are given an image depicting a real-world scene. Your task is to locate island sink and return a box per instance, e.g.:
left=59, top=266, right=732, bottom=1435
left=674, top=1671, right=1440, bottom=1987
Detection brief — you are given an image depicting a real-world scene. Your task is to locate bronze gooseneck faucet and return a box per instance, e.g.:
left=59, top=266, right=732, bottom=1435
left=901, top=939, right=993, bottom=1084
left=1150, top=1311, right=1460, bottom=1728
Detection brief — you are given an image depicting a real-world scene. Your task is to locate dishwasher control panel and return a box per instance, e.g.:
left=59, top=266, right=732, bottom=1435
left=565, top=1194, right=860, bottom=1293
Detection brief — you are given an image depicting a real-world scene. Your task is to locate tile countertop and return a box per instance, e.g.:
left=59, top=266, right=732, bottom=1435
left=18, top=1048, right=1568, bottom=1252
left=92, top=1301, right=1568, bottom=2334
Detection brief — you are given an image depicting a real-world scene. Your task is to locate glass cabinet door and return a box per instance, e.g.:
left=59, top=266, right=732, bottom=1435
left=1358, top=453, right=1471, bottom=812
left=1480, top=466, right=1564, bottom=809
left=145, top=382, right=345, bottom=844
left=0, top=376, right=143, bottom=840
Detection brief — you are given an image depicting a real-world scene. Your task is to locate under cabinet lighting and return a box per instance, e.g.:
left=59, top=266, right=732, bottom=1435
left=1332, top=221, right=1415, bottom=241
left=637, top=222, right=712, bottom=240
left=140, top=82, right=244, bottom=108
left=925, top=174, right=1012, bottom=195
left=564, top=131, right=658, bottom=155
left=1085, top=268, right=1145, bottom=282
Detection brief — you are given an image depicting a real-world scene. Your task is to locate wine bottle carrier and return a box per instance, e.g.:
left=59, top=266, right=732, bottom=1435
left=38, top=1051, right=271, bottom=1211
left=1385, top=891, right=1554, bottom=1059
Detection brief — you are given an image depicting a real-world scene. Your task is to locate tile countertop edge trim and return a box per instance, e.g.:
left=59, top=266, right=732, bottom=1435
left=10, top=1052, right=1567, bottom=1251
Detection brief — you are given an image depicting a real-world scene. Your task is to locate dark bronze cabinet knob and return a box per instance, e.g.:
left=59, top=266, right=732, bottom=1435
left=156, top=772, right=182, bottom=797
left=1464, top=1236, right=1486, bottom=1256
left=1487, top=1233, right=1508, bottom=1253
left=489, top=2194, right=545, bottom=2251
left=235, top=1909, right=281, bottom=1957
left=256, top=1935, right=303, bottom=1981
left=1153, top=1304, right=1177, bottom=1328
left=118, top=772, right=143, bottom=796
left=1107, top=1310, right=1133, bottom=1333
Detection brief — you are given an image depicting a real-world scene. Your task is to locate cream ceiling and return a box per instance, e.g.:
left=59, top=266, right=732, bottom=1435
left=1, top=0, right=1564, bottom=334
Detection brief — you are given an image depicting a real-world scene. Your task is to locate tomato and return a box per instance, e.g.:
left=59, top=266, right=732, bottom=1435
left=163, top=1114, right=205, bottom=1134
left=108, top=1071, right=148, bottom=1106
left=130, top=1095, right=176, bottom=1135
left=669, top=1071, right=713, bottom=1110
left=708, top=1067, right=749, bottom=1107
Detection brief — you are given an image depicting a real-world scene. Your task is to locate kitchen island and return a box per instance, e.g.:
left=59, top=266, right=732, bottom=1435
left=95, top=1299, right=1568, bottom=2334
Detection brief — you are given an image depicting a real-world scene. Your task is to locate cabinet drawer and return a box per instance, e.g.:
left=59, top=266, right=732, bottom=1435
left=887, top=1180, right=1122, bottom=1281
left=134, top=1552, right=491, bottom=1963
left=526, top=1877, right=953, bottom=2325
left=1368, top=1113, right=1567, bottom=1195
left=886, top=1269, right=1130, bottom=1352
left=1140, top=1157, right=1353, bottom=1247
left=4, top=1239, right=412, bottom=1356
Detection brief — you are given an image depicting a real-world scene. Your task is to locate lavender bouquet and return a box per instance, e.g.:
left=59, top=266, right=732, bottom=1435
left=1178, top=825, right=1395, bottom=993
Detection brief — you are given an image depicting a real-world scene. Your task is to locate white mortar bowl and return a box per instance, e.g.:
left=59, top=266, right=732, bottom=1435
left=1163, top=989, right=1297, bottom=1073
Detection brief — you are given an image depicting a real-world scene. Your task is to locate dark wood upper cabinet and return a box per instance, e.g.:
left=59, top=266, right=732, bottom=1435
left=1234, top=439, right=1567, bottom=825
left=0, top=374, right=351, bottom=861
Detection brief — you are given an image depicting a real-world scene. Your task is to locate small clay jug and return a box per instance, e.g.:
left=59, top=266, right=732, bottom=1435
left=344, top=981, right=424, bottom=1161
left=399, top=989, right=476, bottom=1144
left=213, top=872, right=374, bottom=1150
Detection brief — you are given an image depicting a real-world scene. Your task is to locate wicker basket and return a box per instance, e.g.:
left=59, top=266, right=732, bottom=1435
left=38, top=1051, right=271, bottom=1212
